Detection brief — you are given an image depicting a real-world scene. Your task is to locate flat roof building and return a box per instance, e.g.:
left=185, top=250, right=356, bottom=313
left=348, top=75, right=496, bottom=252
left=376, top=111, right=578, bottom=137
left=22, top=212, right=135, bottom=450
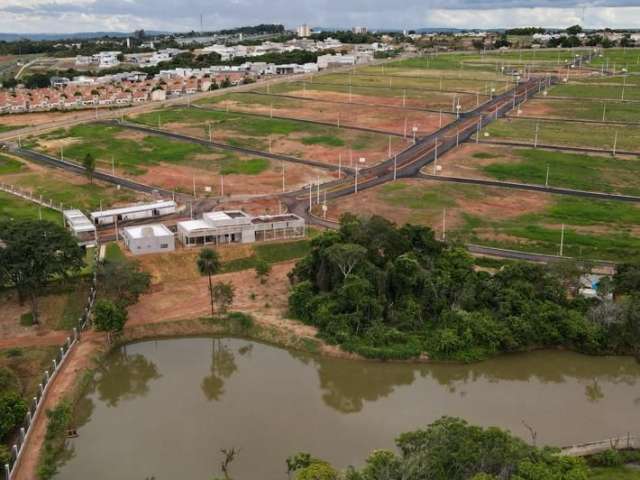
left=90, top=200, right=177, bottom=226
left=177, top=210, right=305, bottom=247
left=122, top=224, right=175, bottom=255
left=63, top=209, right=97, bottom=247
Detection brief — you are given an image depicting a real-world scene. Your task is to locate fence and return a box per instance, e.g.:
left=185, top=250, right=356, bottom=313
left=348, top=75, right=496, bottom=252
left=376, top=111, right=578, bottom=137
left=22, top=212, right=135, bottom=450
left=3, top=246, right=99, bottom=480
left=0, top=182, right=73, bottom=213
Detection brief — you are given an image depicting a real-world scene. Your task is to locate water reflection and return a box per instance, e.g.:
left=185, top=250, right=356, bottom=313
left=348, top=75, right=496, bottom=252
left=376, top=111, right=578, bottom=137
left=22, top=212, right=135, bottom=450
left=201, top=339, right=238, bottom=401
left=96, top=349, right=161, bottom=407
left=303, top=351, right=640, bottom=413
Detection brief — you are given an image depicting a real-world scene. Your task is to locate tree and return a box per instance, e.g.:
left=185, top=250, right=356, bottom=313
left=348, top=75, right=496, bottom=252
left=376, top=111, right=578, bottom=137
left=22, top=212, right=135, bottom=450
left=325, top=243, right=367, bottom=280
left=94, top=299, right=128, bottom=343
left=255, top=260, right=271, bottom=284
left=97, top=258, right=151, bottom=308
left=83, top=153, right=96, bottom=184
left=212, top=282, right=235, bottom=315
left=566, top=25, right=583, bottom=35
left=197, top=248, right=221, bottom=316
left=0, top=392, right=28, bottom=440
left=0, top=220, right=84, bottom=324
left=296, top=463, right=338, bottom=480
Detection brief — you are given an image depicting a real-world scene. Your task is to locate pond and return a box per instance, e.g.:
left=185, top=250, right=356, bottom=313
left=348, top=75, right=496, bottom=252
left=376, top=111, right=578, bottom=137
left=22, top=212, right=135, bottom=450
left=55, top=337, right=640, bottom=480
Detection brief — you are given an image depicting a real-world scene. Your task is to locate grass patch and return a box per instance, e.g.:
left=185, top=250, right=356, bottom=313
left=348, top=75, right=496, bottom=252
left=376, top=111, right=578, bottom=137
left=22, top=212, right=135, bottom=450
left=19, top=312, right=34, bottom=326
left=483, top=148, right=640, bottom=195
left=301, top=135, right=345, bottom=147
left=588, top=466, right=640, bottom=479
left=219, top=157, right=269, bottom=175
left=0, top=191, right=59, bottom=222
left=104, top=243, right=125, bottom=263
left=0, top=124, right=25, bottom=133
left=524, top=98, right=640, bottom=123
left=484, top=118, right=640, bottom=152
left=0, top=153, right=25, bottom=174
left=35, top=123, right=209, bottom=175
left=221, top=239, right=312, bottom=273
left=550, top=83, right=640, bottom=101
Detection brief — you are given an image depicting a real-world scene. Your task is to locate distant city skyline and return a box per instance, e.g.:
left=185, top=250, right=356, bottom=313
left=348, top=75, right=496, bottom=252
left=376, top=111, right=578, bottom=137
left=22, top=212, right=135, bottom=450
left=0, top=1, right=639, bottom=34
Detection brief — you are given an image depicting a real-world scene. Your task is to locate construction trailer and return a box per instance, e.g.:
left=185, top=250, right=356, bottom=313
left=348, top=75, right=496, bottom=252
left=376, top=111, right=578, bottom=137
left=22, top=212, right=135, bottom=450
left=177, top=210, right=305, bottom=247
left=63, top=209, right=97, bottom=247
left=90, top=200, right=177, bottom=226
left=122, top=224, right=175, bottom=255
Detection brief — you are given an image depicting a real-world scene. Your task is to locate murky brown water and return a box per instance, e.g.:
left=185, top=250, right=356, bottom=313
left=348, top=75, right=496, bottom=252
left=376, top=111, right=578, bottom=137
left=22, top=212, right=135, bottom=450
left=55, top=337, right=640, bottom=480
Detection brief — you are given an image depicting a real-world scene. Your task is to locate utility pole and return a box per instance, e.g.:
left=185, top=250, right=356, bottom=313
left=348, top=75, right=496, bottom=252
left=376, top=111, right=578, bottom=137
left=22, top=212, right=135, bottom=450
left=559, top=224, right=565, bottom=257
left=612, top=131, right=618, bottom=157
left=282, top=161, right=285, bottom=192
left=442, top=208, right=446, bottom=241
left=309, top=184, right=312, bottom=209
left=602, top=104, right=606, bottom=122
left=338, top=153, right=342, bottom=179
left=534, top=122, right=540, bottom=148
left=220, top=175, right=224, bottom=197
left=545, top=165, right=550, bottom=188
left=433, top=138, right=438, bottom=174
left=388, top=136, right=392, bottom=157
left=316, top=176, right=320, bottom=204
left=393, top=154, right=397, bottom=181
left=192, top=175, right=196, bottom=197
left=355, top=166, right=359, bottom=193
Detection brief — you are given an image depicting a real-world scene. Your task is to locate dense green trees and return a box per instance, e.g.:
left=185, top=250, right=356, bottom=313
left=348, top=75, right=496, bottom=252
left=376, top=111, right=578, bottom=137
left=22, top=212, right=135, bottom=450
left=94, top=299, right=128, bottom=343
left=288, top=215, right=640, bottom=361
left=0, top=220, right=85, bottom=324
left=289, top=417, right=589, bottom=480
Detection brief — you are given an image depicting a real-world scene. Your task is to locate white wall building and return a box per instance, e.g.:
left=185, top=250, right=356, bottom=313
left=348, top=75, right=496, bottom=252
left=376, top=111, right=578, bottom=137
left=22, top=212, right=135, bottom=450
left=63, top=209, right=97, bottom=247
left=177, top=210, right=305, bottom=247
left=122, top=224, right=175, bottom=255
left=297, top=24, right=311, bottom=38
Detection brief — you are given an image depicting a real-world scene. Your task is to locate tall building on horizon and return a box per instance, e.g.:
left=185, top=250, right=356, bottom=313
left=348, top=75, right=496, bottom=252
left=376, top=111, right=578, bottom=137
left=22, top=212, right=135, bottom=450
left=352, top=26, right=368, bottom=34
left=297, top=24, right=311, bottom=38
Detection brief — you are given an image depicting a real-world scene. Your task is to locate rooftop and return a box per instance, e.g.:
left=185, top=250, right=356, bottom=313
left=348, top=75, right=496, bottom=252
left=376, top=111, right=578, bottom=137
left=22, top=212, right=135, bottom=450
left=63, top=209, right=95, bottom=233
left=90, top=200, right=176, bottom=219
left=123, top=224, right=173, bottom=239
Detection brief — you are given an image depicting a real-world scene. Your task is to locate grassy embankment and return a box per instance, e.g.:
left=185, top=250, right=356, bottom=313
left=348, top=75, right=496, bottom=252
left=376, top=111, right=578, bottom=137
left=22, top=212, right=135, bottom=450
left=521, top=98, right=640, bottom=123
left=589, top=48, right=640, bottom=74
left=549, top=83, right=640, bottom=101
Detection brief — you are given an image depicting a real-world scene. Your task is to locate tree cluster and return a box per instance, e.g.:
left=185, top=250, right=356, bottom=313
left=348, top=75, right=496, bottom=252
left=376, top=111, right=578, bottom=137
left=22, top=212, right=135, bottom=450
left=288, top=417, right=589, bottom=480
left=288, top=215, right=640, bottom=361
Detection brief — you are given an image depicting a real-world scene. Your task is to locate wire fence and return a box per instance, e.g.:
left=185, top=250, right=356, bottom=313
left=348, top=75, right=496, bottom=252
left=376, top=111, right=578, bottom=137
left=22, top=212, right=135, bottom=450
left=3, top=246, right=99, bottom=480
left=0, top=182, right=73, bottom=213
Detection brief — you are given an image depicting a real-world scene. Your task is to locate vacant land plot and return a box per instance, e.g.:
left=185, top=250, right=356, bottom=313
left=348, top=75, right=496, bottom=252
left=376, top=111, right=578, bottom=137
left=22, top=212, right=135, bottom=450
left=482, top=118, right=640, bottom=152
left=518, top=98, right=640, bottom=123
left=589, top=48, right=640, bottom=74
left=0, top=157, right=141, bottom=211
left=440, top=144, right=640, bottom=195
left=257, top=81, right=481, bottom=111
left=30, top=122, right=331, bottom=194
left=326, top=179, right=640, bottom=261
left=131, top=107, right=407, bottom=166
left=309, top=72, right=512, bottom=95
left=549, top=83, right=640, bottom=101
left=197, top=92, right=453, bottom=136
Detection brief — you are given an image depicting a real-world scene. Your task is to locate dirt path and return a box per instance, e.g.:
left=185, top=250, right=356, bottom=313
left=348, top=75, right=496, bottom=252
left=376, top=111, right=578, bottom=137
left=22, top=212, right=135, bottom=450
left=12, top=332, right=105, bottom=480
left=0, top=331, right=68, bottom=349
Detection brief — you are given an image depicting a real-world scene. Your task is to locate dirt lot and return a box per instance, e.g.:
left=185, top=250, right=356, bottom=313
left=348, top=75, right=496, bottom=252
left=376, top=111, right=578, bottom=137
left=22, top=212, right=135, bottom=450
left=0, top=110, right=89, bottom=128
left=434, top=143, right=516, bottom=179
left=213, top=96, right=454, bottom=136
left=134, top=157, right=336, bottom=195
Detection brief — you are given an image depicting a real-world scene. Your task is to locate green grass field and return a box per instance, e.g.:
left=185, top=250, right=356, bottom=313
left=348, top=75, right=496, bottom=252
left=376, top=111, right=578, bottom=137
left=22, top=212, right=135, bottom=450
left=0, top=190, right=60, bottom=222
left=0, top=153, right=25, bottom=174
left=219, top=157, right=269, bottom=175
left=589, top=466, right=640, bottom=479
left=12, top=172, right=138, bottom=211
left=373, top=181, right=640, bottom=261
left=522, top=98, right=640, bottom=123
left=484, top=118, right=640, bottom=152
left=34, top=123, right=211, bottom=175
left=0, top=124, right=25, bottom=133
left=482, top=148, right=640, bottom=195
left=132, top=107, right=391, bottom=154
left=589, top=48, right=640, bottom=74
left=311, top=72, right=511, bottom=95
left=549, top=83, right=640, bottom=101
left=221, top=238, right=311, bottom=273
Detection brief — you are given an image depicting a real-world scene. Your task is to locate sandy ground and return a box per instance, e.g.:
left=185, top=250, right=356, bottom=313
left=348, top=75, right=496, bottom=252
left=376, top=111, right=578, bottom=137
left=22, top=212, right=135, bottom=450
left=214, top=97, right=454, bottom=136
left=0, top=111, right=86, bottom=128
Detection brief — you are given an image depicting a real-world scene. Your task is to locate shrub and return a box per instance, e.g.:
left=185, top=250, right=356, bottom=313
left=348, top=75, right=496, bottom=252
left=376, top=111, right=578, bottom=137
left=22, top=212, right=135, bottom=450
left=227, top=312, right=254, bottom=332
left=589, top=449, right=623, bottom=467
left=0, top=392, right=28, bottom=440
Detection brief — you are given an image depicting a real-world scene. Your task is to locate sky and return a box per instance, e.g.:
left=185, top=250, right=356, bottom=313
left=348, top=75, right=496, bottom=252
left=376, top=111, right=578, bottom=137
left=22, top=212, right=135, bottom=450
left=0, top=0, right=639, bottom=34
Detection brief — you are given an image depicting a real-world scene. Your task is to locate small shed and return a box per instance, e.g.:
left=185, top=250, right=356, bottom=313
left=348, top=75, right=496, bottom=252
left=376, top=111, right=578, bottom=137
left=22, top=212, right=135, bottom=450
left=63, top=209, right=97, bottom=247
left=122, top=224, right=175, bottom=255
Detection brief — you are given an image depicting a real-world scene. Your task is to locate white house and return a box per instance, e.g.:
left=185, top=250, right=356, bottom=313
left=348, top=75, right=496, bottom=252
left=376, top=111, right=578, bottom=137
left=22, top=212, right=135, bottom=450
left=122, top=224, right=175, bottom=255
left=90, top=200, right=177, bottom=226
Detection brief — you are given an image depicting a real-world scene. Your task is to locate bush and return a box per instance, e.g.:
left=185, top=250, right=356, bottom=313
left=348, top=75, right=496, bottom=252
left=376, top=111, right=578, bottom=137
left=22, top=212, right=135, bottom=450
left=0, top=392, right=28, bottom=440
left=20, top=312, right=34, bottom=326
left=0, top=444, right=11, bottom=466
left=227, top=312, right=254, bottom=332
left=37, top=401, right=73, bottom=480
left=589, top=449, right=623, bottom=467
left=5, top=348, right=22, bottom=358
